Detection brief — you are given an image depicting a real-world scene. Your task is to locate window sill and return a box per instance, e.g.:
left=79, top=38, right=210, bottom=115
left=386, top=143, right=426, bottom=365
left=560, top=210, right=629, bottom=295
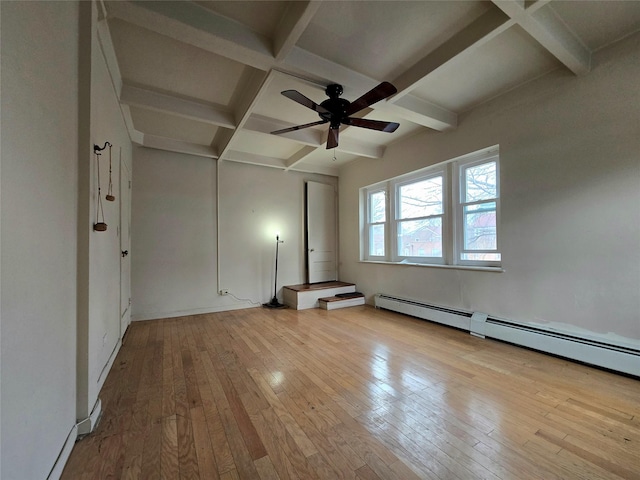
left=359, top=260, right=504, bottom=273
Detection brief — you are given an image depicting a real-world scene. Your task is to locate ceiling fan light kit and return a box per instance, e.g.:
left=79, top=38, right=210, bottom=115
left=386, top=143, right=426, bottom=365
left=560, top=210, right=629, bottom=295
left=272, top=82, right=400, bottom=149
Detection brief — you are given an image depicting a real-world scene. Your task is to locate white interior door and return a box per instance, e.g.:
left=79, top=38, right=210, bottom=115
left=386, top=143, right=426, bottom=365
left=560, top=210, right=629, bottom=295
left=306, top=181, right=337, bottom=283
left=120, top=155, right=131, bottom=335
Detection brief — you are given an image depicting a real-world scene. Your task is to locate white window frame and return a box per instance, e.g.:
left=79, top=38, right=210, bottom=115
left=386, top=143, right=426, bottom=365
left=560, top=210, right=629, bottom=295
left=454, top=153, right=501, bottom=267
left=392, top=168, right=447, bottom=265
left=363, top=186, right=388, bottom=260
left=360, top=146, right=501, bottom=269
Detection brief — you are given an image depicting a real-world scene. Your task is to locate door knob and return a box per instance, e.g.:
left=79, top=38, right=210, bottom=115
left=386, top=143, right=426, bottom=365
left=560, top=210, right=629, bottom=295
left=309, top=248, right=315, bottom=252
left=121, top=250, right=129, bottom=257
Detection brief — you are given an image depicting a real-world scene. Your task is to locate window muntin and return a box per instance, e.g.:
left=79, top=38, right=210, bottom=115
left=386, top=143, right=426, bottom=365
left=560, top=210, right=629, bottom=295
left=361, top=147, right=500, bottom=268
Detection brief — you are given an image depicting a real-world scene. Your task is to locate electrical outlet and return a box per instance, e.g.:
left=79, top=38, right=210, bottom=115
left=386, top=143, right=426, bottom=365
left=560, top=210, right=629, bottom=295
left=219, top=289, right=229, bottom=295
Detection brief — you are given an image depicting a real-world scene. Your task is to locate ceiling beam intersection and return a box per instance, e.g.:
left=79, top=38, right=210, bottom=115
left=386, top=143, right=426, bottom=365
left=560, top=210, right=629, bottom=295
left=273, top=1, right=323, bottom=61
left=391, top=8, right=513, bottom=102
left=491, top=0, right=591, bottom=75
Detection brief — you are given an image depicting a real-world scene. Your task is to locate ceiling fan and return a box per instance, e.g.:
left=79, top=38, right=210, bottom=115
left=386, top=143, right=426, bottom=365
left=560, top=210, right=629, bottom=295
left=271, top=82, right=400, bottom=149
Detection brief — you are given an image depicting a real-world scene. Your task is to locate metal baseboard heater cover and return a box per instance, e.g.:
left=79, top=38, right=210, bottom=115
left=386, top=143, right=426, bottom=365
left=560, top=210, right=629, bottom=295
left=374, top=294, right=640, bottom=377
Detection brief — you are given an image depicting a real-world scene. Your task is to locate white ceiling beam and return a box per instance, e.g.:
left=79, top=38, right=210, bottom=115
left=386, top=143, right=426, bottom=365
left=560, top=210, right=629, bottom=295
left=244, top=115, right=325, bottom=146
left=274, top=1, right=322, bottom=61
left=285, top=46, right=379, bottom=95
left=284, top=146, right=317, bottom=170
left=120, top=83, right=236, bottom=129
left=225, top=150, right=288, bottom=169
left=105, top=1, right=275, bottom=71
left=391, top=8, right=513, bottom=101
left=216, top=71, right=277, bottom=160
left=121, top=106, right=144, bottom=145
left=226, top=148, right=338, bottom=176
left=290, top=162, right=339, bottom=177
left=383, top=95, right=458, bottom=131
left=143, top=134, right=218, bottom=159
left=492, top=0, right=591, bottom=75
left=96, top=19, right=142, bottom=144
left=337, top=137, right=385, bottom=159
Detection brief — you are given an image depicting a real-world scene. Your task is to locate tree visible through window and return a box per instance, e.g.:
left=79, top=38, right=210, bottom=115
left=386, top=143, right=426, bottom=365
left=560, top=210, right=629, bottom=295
left=368, top=190, right=386, bottom=257
left=459, top=160, right=500, bottom=262
left=397, top=175, right=443, bottom=259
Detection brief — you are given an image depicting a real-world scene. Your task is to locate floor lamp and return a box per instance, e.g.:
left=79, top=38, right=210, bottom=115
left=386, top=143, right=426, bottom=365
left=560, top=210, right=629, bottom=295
left=263, top=234, right=287, bottom=308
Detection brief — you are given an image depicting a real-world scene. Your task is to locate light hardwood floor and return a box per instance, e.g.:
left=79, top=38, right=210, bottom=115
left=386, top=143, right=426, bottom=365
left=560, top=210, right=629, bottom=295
left=62, top=305, right=640, bottom=479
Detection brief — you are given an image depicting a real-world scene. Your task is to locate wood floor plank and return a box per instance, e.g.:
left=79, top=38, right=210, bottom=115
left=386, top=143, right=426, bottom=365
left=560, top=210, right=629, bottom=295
left=62, top=306, right=640, bottom=480
left=190, top=407, right=220, bottom=480
left=254, top=455, right=282, bottom=480
left=160, top=415, right=179, bottom=480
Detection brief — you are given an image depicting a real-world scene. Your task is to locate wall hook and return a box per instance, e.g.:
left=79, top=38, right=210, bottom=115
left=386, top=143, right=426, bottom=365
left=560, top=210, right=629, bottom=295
left=94, top=142, right=112, bottom=155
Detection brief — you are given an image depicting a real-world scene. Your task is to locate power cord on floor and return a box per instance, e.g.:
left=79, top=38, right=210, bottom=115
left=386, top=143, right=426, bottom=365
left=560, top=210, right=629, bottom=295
left=227, top=291, right=263, bottom=307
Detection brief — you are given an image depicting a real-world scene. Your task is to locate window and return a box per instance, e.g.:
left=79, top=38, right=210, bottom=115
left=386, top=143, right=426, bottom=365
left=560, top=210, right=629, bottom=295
left=366, top=189, right=386, bottom=258
left=396, top=171, right=445, bottom=263
left=361, top=147, right=500, bottom=268
left=457, top=159, right=500, bottom=264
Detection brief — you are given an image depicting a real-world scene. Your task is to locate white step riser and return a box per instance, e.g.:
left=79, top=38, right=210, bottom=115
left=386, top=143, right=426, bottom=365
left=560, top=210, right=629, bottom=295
left=319, top=297, right=365, bottom=310
left=284, top=285, right=355, bottom=310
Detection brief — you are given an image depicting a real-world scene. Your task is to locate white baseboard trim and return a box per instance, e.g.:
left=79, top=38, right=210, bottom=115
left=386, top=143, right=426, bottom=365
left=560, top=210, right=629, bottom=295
left=46, top=424, right=78, bottom=480
left=77, top=397, right=102, bottom=437
left=97, top=339, right=122, bottom=391
left=131, top=302, right=256, bottom=322
left=375, top=294, right=640, bottom=377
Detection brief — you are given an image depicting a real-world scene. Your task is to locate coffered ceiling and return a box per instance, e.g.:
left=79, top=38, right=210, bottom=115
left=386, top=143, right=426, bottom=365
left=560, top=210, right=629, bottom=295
left=100, top=1, right=640, bottom=176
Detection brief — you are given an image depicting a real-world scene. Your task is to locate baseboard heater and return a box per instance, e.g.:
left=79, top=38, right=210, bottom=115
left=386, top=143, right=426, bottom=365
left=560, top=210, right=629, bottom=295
left=375, top=294, right=640, bottom=377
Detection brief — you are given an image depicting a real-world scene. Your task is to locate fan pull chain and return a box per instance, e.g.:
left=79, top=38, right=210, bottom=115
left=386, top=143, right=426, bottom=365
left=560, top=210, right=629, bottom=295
left=333, top=148, right=337, bottom=162
left=106, top=143, right=115, bottom=201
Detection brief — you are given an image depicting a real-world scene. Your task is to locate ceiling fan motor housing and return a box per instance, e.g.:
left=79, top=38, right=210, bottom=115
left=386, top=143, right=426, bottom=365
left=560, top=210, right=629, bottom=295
left=320, top=84, right=349, bottom=129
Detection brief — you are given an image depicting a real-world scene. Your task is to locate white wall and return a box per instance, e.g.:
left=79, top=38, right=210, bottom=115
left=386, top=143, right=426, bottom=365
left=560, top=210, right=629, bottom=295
left=77, top=1, right=133, bottom=422
left=339, top=33, right=640, bottom=344
left=131, top=150, right=337, bottom=320
left=0, top=3, right=79, bottom=478
left=218, top=161, right=337, bottom=303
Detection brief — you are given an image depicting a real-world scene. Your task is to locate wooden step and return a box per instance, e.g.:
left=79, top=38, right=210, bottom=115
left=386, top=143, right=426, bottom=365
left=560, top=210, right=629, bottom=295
left=283, top=281, right=355, bottom=310
left=318, top=293, right=365, bottom=310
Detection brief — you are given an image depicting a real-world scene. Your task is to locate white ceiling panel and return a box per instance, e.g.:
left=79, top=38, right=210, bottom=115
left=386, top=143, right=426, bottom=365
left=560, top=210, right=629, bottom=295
left=550, top=1, right=640, bottom=51
left=295, top=146, right=359, bottom=168
left=108, top=17, right=246, bottom=105
left=297, top=1, right=492, bottom=79
left=130, top=106, right=218, bottom=146
left=411, top=26, right=562, bottom=112
left=252, top=75, right=327, bottom=125
left=195, top=1, right=289, bottom=38
left=341, top=110, right=421, bottom=145
left=230, top=130, right=303, bottom=159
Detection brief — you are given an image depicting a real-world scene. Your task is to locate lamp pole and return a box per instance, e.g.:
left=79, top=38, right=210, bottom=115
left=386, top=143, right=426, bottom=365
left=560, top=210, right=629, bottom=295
left=264, top=234, right=286, bottom=308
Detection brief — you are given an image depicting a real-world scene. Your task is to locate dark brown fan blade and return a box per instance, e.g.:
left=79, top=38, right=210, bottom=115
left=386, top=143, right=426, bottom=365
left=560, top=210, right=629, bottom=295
left=327, top=128, right=339, bottom=149
left=282, top=90, right=330, bottom=114
left=346, top=117, right=400, bottom=133
left=271, top=120, right=328, bottom=135
left=344, top=82, right=397, bottom=116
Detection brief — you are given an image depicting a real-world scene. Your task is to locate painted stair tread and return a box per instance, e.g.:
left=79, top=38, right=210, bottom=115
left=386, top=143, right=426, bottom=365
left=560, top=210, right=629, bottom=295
left=334, top=292, right=364, bottom=298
